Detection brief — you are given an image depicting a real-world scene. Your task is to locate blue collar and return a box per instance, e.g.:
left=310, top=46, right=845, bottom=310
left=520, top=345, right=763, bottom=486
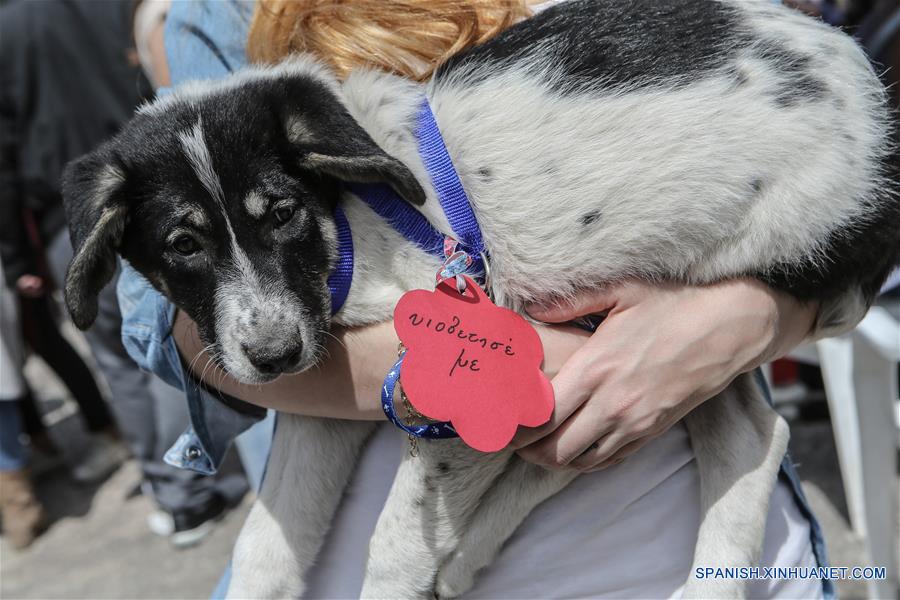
left=329, top=98, right=483, bottom=442
left=327, top=98, right=485, bottom=314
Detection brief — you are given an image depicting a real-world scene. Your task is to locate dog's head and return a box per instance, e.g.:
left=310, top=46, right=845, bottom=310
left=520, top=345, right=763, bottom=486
left=62, top=59, right=425, bottom=383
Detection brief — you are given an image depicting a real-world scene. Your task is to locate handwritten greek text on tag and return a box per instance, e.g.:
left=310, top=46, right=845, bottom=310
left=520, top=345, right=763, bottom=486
left=394, top=277, right=553, bottom=452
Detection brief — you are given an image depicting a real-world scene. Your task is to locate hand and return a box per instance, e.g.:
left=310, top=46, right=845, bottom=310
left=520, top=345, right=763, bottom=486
left=16, top=274, right=45, bottom=298
left=512, top=279, right=816, bottom=472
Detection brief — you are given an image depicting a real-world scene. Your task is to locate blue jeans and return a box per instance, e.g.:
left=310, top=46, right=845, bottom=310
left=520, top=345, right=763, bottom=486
left=0, top=401, right=28, bottom=471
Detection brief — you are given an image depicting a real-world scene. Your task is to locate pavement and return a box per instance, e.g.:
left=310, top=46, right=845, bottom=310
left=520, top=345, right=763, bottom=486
left=1, top=350, right=898, bottom=599
left=1, top=461, right=251, bottom=599
left=1, top=353, right=252, bottom=600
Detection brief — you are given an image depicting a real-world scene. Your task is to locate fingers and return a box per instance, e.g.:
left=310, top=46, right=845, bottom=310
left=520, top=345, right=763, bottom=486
left=565, top=429, right=635, bottom=471
left=519, top=424, right=656, bottom=472
left=515, top=279, right=697, bottom=472
left=518, top=408, right=635, bottom=470
left=509, top=339, right=601, bottom=449
left=572, top=436, right=650, bottom=472
left=526, top=279, right=656, bottom=323
left=526, top=286, right=620, bottom=323
left=515, top=374, right=632, bottom=467
left=516, top=408, right=616, bottom=468
left=517, top=396, right=670, bottom=471
left=509, top=387, right=587, bottom=449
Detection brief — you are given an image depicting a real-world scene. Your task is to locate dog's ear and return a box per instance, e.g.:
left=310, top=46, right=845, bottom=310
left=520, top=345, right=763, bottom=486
left=273, top=78, right=427, bottom=206
left=61, top=151, right=130, bottom=330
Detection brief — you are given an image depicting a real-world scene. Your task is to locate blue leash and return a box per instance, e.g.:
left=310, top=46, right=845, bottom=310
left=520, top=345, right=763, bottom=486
left=416, top=100, right=486, bottom=276
left=381, top=353, right=459, bottom=440
left=327, top=98, right=486, bottom=314
left=327, top=97, right=485, bottom=439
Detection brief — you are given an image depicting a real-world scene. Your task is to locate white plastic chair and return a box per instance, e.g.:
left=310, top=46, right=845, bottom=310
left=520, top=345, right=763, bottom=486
left=792, top=304, right=899, bottom=598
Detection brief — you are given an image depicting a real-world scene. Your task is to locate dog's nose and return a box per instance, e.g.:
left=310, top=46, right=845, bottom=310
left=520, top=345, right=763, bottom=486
left=242, top=343, right=302, bottom=375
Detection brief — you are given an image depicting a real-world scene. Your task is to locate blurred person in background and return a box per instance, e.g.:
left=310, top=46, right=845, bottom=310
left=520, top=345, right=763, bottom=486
left=1, top=166, right=127, bottom=482
left=4, top=237, right=126, bottom=484
left=0, top=258, right=46, bottom=550
left=0, top=0, right=246, bottom=547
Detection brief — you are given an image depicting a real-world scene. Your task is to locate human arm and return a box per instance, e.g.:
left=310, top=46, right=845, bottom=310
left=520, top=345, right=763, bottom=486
left=172, top=273, right=827, bottom=471
left=172, top=307, right=591, bottom=420
left=173, top=309, right=396, bottom=420
left=511, top=278, right=819, bottom=471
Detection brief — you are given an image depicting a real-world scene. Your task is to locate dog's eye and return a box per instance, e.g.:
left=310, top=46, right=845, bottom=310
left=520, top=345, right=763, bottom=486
left=172, top=234, right=200, bottom=256
left=273, top=206, right=294, bottom=226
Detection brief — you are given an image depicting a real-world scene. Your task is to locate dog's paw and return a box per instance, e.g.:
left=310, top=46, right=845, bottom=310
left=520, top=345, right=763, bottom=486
left=434, top=552, right=478, bottom=600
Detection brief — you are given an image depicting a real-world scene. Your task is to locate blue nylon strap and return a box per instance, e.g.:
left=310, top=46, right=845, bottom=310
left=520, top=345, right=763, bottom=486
left=330, top=97, right=481, bottom=439
left=416, top=99, right=485, bottom=276
left=382, top=352, right=459, bottom=440
left=345, top=183, right=445, bottom=257
left=327, top=200, right=457, bottom=439
left=374, top=98, right=485, bottom=440
left=332, top=97, right=486, bottom=307
left=327, top=205, right=354, bottom=314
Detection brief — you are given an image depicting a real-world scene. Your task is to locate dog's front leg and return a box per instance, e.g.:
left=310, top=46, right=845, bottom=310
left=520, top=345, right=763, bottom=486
left=680, top=373, right=790, bottom=599
left=435, top=457, right=577, bottom=598
left=360, top=440, right=512, bottom=599
left=228, top=415, right=375, bottom=599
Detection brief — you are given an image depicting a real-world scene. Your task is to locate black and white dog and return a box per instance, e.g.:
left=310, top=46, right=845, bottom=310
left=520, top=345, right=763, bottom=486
left=62, top=1, right=897, bottom=598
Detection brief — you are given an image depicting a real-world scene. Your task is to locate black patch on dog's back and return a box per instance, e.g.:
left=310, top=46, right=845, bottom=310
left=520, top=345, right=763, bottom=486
left=773, top=75, right=828, bottom=108
left=754, top=39, right=829, bottom=107
left=435, top=0, right=747, bottom=91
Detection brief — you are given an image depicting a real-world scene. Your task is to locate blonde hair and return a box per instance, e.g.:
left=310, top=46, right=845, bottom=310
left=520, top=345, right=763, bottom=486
left=247, top=0, right=532, bottom=81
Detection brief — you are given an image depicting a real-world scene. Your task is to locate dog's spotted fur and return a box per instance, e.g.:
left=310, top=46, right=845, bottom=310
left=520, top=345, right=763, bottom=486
left=62, top=1, right=897, bottom=597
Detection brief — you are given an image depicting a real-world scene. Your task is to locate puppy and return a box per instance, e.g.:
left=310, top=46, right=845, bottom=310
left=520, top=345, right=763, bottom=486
left=62, top=1, right=897, bottom=598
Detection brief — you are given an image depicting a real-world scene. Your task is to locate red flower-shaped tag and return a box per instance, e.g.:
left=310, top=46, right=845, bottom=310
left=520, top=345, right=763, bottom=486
left=394, top=276, right=554, bottom=452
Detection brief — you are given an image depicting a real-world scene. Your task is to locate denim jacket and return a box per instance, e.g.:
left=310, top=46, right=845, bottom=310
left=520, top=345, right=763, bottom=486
left=117, top=2, right=833, bottom=595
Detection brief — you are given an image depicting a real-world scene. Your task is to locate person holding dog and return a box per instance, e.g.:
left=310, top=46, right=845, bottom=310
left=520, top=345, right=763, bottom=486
left=115, top=0, right=890, bottom=596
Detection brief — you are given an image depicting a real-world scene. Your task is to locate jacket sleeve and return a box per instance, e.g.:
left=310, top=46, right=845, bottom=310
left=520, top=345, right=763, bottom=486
left=0, top=5, right=33, bottom=288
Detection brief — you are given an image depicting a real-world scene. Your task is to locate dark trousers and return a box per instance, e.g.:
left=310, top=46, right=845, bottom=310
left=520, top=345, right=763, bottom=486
left=19, top=296, right=112, bottom=434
